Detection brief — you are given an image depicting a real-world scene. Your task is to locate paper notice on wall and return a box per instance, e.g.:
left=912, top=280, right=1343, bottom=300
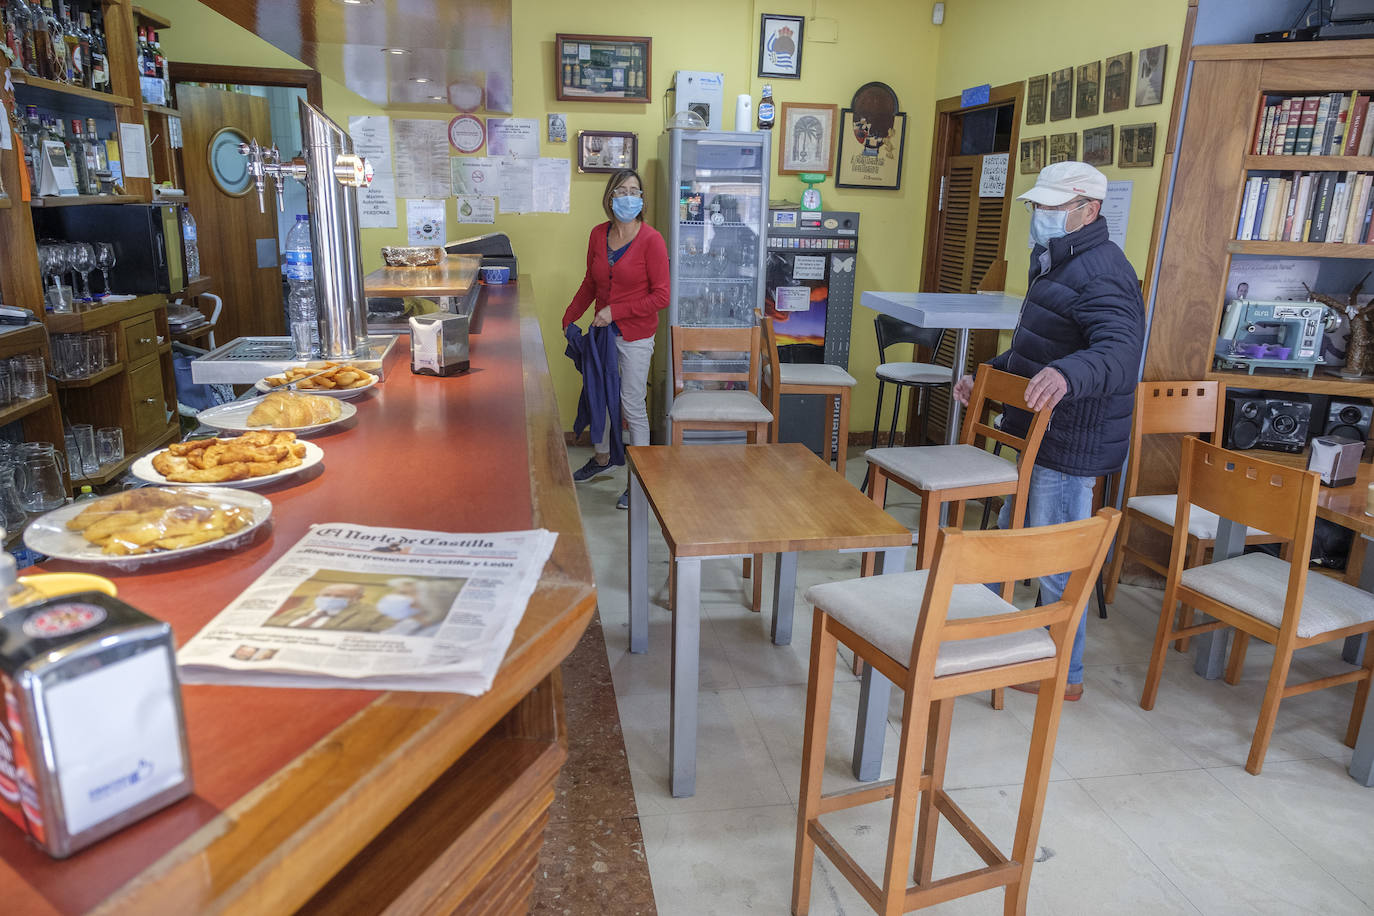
left=456, top=195, right=496, bottom=224
left=394, top=119, right=451, bottom=198
left=406, top=198, right=446, bottom=245
left=979, top=152, right=1008, bottom=198
left=118, top=123, right=149, bottom=179
left=498, top=158, right=534, bottom=213
left=349, top=116, right=397, bottom=228
left=533, top=158, right=570, bottom=213
left=792, top=255, right=826, bottom=281
left=451, top=156, right=498, bottom=197
left=487, top=118, right=540, bottom=158
left=1101, top=180, right=1133, bottom=251
left=776, top=286, right=810, bottom=311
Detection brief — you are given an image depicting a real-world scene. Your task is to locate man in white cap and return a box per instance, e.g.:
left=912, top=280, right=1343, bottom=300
left=954, top=160, right=1144, bottom=701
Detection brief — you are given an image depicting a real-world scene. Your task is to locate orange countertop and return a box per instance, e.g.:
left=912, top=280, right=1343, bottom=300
left=363, top=254, right=481, bottom=298
left=1, top=278, right=596, bottom=914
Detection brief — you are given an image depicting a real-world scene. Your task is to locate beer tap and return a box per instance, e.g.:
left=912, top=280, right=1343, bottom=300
left=238, top=139, right=371, bottom=214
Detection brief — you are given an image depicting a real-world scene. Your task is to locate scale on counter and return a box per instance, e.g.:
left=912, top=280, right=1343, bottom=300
left=189, top=335, right=401, bottom=385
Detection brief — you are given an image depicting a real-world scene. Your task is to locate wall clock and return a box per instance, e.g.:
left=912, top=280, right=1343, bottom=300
left=207, top=127, right=252, bottom=197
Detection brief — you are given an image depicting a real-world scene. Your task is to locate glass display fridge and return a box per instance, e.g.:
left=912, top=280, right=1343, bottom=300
left=652, top=128, right=771, bottom=440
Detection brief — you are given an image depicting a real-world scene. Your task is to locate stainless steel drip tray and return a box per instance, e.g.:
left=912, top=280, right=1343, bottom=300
left=190, top=335, right=401, bottom=384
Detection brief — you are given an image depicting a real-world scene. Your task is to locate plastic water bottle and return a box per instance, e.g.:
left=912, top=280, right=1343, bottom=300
left=283, top=214, right=319, bottom=358
left=180, top=205, right=201, bottom=279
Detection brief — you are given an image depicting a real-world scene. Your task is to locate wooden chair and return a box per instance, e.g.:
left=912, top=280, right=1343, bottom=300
left=794, top=509, right=1120, bottom=916
left=667, top=323, right=775, bottom=611
left=1140, top=438, right=1374, bottom=775
left=759, top=315, right=857, bottom=475
left=862, top=365, right=1053, bottom=588
left=1102, top=381, right=1281, bottom=648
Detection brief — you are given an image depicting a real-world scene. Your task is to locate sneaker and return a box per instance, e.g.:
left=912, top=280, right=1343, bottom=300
left=616, top=489, right=629, bottom=510
left=1011, top=681, right=1083, bottom=701
left=572, top=455, right=611, bottom=482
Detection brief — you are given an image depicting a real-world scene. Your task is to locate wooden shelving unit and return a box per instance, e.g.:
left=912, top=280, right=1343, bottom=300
left=0, top=393, right=55, bottom=429
left=55, top=363, right=123, bottom=389
left=143, top=103, right=179, bottom=117
left=6, top=69, right=135, bottom=108
left=131, top=6, right=172, bottom=30
left=45, top=294, right=168, bottom=334
left=182, top=275, right=214, bottom=298
left=29, top=194, right=144, bottom=208
left=1205, top=368, right=1374, bottom=396
left=1227, top=240, right=1374, bottom=258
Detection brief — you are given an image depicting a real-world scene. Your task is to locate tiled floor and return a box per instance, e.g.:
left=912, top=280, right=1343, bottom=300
left=567, top=446, right=1374, bottom=915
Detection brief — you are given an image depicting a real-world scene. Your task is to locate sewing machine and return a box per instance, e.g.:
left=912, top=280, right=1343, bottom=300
left=1214, top=299, right=1334, bottom=377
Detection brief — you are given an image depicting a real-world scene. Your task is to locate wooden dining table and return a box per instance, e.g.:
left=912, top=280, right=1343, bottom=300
left=626, top=443, right=911, bottom=797
left=1195, top=461, right=1374, bottom=785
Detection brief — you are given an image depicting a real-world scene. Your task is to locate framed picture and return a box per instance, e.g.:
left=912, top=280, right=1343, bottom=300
left=1136, top=44, right=1168, bottom=107
left=1120, top=122, right=1156, bottom=167
left=1019, top=136, right=1046, bottom=174
left=577, top=130, right=638, bottom=173
left=759, top=14, right=805, bottom=79
left=1075, top=61, right=1101, bottom=119
left=1082, top=125, right=1114, bottom=166
left=1049, top=67, right=1074, bottom=121
left=1103, top=52, right=1132, bottom=113
left=1049, top=132, right=1077, bottom=164
left=778, top=102, right=838, bottom=175
left=1025, top=74, right=1048, bottom=125
left=556, top=34, right=651, bottom=102
left=835, top=107, right=907, bottom=190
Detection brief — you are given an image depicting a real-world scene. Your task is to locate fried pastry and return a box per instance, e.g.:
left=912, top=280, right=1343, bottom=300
left=261, top=362, right=374, bottom=390
left=246, top=391, right=343, bottom=428
left=150, top=431, right=306, bottom=482
left=64, top=488, right=253, bottom=555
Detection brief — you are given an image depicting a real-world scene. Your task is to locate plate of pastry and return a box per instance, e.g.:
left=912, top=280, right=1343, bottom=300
left=254, top=362, right=377, bottom=399
left=25, top=486, right=273, bottom=567
left=196, top=392, right=357, bottom=436
left=131, top=432, right=324, bottom=489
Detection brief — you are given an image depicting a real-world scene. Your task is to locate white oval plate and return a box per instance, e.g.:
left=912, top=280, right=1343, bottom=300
left=254, top=372, right=377, bottom=399
left=195, top=396, right=357, bottom=436
left=131, top=440, right=324, bottom=489
left=25, top=487, right=273, bottom=567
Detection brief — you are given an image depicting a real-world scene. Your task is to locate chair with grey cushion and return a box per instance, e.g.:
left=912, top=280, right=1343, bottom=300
left=759, top=315, right=858, bottom=475
left=1140, top=437, right=1374, bottom=775
left=792, top=508, right=1120, bottom=916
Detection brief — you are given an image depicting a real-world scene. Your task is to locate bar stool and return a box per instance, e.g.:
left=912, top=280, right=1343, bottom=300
left=760, top=316, right=857, bottom=475
left=793, top=509, right=1120, bottom=915
left=868, top=315, right=949, bottom=456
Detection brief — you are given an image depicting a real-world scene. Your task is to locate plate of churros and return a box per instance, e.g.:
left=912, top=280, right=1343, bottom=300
left=131, top=432, right=324, bottom=488
left=25, top=486, right=272, bottom=566
left=254, top=362, right=377, bottom=398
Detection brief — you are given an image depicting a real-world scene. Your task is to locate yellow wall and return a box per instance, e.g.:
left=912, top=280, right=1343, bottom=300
left=149, top=0, right=1185, bottom=434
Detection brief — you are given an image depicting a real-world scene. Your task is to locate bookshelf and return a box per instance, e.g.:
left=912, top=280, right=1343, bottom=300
left=1147, top=41, right=1374, bottom=425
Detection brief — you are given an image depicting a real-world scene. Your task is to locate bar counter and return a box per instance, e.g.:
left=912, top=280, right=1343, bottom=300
left=1, top=278, right=597, bottom=914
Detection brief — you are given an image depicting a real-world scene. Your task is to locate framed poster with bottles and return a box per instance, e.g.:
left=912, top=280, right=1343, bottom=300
left=556, top=34, right=652, bottom=102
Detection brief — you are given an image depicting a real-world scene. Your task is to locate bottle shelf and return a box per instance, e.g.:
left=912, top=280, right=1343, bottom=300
left=0, top=394, right=56, bottom=429
left=1226, top=240, right=1374, bottom=258
left=8, top=70, right=134, bottom=109
left=143, top=104, right=179, bottom=117
left=30, top=194, right=144, bottom=208
left=131, top=6, right=172, bottom=29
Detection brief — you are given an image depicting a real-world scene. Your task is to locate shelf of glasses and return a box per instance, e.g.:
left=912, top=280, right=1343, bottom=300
left=45, top=294, right=166, bottom=334
left=679, top=276, right=755, bottom=283
left=30, top=194, right=144, bottom=208
left=9, top=70, right=135, bottom=108
left=678, top=220, right=756, bottom=228
left=54, top=363, right=123, bottom=389
left=0, top=394, right=56, bottom=430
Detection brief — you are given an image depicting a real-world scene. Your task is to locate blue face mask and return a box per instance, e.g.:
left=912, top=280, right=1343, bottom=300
left=1028, top=202, right=1087, bottom=249
left=612, top=195, right=643, bottom=221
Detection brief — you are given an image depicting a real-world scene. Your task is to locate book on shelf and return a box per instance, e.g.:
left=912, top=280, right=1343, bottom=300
left=1295, top=95, right=1321, bottom=154
left=1253, top=91, right=1374, bottom=157
left=1309, top=171, right=1338, bottom=241
left=1251, top=178, right=1271, bottom=240
left=1345, top=94, right=1371, bottom=155
left=1235, top=169, right=1374, bottom=244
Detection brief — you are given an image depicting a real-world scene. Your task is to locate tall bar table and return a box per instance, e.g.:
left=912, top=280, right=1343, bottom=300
left=859, top=291, right=1023, bottom=444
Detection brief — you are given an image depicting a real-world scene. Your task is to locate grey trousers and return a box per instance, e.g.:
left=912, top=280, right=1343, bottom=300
left=598, top=334, right=654, bottom=452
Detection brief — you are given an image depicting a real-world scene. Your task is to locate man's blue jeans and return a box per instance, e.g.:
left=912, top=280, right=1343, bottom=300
left=998, top=466, right=1096, bottom=685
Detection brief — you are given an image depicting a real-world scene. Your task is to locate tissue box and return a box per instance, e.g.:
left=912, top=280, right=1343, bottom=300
left=1307, top=435, right=1364, bottom=488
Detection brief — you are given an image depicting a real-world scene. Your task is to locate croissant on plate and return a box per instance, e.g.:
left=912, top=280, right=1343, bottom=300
left=247, top=391, right=343, bottom=428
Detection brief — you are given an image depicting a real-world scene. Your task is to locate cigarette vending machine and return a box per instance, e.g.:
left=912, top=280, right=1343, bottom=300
left=764, top=209, right=860, bottom=456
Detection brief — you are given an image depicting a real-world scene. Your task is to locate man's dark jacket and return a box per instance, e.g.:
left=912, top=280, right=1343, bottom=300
left=991, top=216, right=1144, bottom=478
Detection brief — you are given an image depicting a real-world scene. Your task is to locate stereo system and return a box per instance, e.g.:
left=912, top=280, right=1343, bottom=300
left=1224, top=392, right=1312, bottom=453
left=1323, top=397, right=1374, bottom=443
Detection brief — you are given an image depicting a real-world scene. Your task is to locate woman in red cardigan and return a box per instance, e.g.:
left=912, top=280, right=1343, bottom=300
left=562, top=168, right=670, bottom=509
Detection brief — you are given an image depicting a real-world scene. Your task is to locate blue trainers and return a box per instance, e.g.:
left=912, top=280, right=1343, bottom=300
left=616, top=489, right=629, bottom=510
left=572, top=455, right=612, bottom=482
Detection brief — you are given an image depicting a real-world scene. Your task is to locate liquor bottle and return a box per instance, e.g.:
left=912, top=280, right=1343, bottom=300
left=21, top=105, right=41, bottom=187
left=14, top=1, right=40, bottom=76
left=42, top=1, right=67, bottom=82
left=152, top=30, right=169, bottom=100
left=61, top=3, right=82, bottom=87
left=76, top=10, right=91, bottom=88
left=757, top=85, right=775, bottom=130
left=85, top=118, right=106, bottom=171
left=88, top=8, right=107, bottom=92
left=68, top=119, right=91, bottom=194
left=136, top=25, right=148, bottom=76
left=29, top=0, right=53, bottom=80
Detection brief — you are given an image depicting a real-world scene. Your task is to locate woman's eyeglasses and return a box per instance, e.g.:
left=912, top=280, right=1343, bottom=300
left=612, top=188, right=643, bottom=198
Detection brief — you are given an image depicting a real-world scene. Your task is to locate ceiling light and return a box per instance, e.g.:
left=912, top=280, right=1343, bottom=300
left=427, top=95, right=444, bottom=101
left=410, top=77, right=431, bottom=83
left=336, top=0, right=373, bottom=5
left=381, top=47, right=410, bottom=55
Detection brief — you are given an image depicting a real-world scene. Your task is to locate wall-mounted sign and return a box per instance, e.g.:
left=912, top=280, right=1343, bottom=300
left=448, top=115, right=485, bottom=154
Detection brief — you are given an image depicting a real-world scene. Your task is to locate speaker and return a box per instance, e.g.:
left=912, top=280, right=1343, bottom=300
left=1323, top=397, right=1373, bottom=443
left=1224, top=393, right=1312, bottom=453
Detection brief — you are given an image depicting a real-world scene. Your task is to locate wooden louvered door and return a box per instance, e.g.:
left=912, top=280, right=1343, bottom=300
left=914, top=86, right=1021, bottom=444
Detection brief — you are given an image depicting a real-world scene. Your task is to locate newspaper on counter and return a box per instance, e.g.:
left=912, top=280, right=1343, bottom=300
left=176, top=524, right=558, bottom=694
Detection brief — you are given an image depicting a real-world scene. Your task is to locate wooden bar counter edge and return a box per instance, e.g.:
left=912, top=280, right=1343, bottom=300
left=14, top=278, right=597, bottom=915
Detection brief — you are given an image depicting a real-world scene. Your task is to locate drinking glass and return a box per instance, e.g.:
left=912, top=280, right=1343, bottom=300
left=10, top=355, right=44, bottom=399
left=0, top=361, right=14, bottom=406
left=71, top=243, right=96, bottom=304
left=70, top=424, right=98, bottom=477
left=94, top=242, right=116, bottom=297
left=0, top=465, right=28, bottom=532
left=96, top=427, right=123, bottom=468
left=17, top=453, right=66, bottom=512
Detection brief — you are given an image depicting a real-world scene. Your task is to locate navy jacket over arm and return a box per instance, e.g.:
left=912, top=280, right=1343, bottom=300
left=990, top=217, right=1145, bottom=478
left=565, top=323, right=625, bottom=467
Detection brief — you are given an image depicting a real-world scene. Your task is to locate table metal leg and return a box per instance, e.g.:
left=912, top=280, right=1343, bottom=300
left=670, top=557, right=702, bottom=797
left=628, top=473, right=649, bottom=654
left=1344, top=547, right=1373, bottom=665
left=771, top=551, right=798, bottom=646
left=851, top=547, right=907, bottom=781
left=1348, top=535, right=1374, bottom=786
left=1192, top=516, right=1246, bottom=679
left=946, top=328, right=971, bottom=445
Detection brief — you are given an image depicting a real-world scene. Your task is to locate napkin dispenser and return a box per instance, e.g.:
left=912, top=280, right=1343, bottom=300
left=409, top=314, right=470, bottom=376
left=1307, top=435, right=1364, bottom=488
left=0, top=593, right=192, bottom=858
